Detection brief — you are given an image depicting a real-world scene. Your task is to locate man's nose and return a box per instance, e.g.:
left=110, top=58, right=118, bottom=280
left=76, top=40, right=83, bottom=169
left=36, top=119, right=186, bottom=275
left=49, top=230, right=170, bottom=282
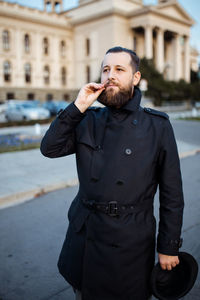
left=108, top=69, right=116, bottom=80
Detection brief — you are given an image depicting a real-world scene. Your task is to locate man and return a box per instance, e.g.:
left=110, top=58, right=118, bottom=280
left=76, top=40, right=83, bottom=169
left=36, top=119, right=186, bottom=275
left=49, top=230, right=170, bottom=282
left=40, top=47, right=184, bottom=300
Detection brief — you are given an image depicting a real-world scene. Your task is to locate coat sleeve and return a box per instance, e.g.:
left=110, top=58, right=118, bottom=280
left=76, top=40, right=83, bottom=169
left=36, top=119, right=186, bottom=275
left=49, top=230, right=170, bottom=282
left=157, top=119, right=184, bottom=256
left=40, top=102, right=86, bottom=158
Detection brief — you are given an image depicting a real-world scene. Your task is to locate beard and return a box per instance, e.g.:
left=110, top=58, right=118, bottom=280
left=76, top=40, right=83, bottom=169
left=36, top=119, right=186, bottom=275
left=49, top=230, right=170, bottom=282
left=97, top=81, right=133, bottom=108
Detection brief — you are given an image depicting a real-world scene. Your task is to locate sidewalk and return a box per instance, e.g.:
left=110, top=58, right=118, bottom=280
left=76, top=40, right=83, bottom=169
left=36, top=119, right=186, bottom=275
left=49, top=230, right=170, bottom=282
left=0, top=138, right=200, bottom=209
left=0, top=149, right=78, bottom=209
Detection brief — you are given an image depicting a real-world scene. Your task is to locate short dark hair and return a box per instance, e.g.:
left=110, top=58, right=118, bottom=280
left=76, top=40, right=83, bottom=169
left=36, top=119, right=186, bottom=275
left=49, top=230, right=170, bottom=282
left=105, top=46, right=140, bottom=72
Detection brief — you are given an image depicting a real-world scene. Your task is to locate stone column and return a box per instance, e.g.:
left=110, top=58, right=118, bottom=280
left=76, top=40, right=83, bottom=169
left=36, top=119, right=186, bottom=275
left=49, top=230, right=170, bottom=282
left=145, top=25, right=153, bottom=59
left=174, top=33, right=181, bottom=81
left=35, top=32, right=42, bottom=88
left=16, top=29, right=23, bottom=86
left=184, top=35, right=190, bottom=82
left=52, top=35, right=60, bottom=88
left=156, top=28, right=164, bottom=73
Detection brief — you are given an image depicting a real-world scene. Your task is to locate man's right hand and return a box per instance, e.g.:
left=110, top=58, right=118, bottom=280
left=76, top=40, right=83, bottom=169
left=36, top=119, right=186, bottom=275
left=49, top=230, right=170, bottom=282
left=74, top=83, right=105, bottom=113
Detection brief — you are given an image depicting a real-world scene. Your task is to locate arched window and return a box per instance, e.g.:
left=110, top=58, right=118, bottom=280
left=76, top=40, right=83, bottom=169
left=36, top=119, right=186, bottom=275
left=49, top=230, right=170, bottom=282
left=43, top=37, right=49, bottom=55
left=2, top=30, right=10, bottom=50
left=60, top=40, right=66, bottom=57
left=61, top=67, right=67, bottom=85
left=44, top=65, right=50, bottom=84
left=24, top=34, right=30, bottom=53
left=24, top=63, right=31, bottom=83
left=3, top=61, right=11, bottom=82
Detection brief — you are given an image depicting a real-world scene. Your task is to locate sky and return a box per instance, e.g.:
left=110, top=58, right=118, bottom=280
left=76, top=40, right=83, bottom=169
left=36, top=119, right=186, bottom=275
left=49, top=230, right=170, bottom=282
left=3, top=0, right=200, bottom=59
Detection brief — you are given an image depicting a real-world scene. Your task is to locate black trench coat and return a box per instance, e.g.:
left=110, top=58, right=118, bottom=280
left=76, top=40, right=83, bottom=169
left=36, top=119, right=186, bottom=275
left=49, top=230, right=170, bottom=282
left=40, top=87, right=184, bottom=300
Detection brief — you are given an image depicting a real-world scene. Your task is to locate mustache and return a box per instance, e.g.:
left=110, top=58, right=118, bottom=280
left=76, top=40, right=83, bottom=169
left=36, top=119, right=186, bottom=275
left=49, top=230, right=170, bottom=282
left=104, top=80, right=119, bottom=88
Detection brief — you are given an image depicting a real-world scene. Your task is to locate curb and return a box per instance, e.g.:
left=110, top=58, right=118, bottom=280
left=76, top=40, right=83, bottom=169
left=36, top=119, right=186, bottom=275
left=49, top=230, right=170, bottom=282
left=179, top=148, right=200, bottom=159
left=0, top=178, right=78, bottom=210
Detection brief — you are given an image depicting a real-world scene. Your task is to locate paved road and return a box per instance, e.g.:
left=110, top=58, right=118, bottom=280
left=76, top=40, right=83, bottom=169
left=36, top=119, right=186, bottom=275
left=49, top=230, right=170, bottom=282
left=171, top=120, right=200, bottom=147
left=0, top=153, right=200, bottom=300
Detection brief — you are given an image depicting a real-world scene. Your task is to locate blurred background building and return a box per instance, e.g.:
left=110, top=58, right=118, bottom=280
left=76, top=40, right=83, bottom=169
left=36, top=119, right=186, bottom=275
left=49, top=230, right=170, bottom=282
left=0, top=0, right=199, bottom=102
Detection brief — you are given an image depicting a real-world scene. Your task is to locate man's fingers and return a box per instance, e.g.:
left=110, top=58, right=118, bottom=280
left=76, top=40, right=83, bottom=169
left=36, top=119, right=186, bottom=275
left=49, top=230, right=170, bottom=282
left=160, top=263, right=166, bottom=270
left=158, top=253, right=180, bottom=271
left=160, top=260, right=179, bottom=270
left=171, top=261, right=178, bottom=268
left=86, top=83, right=105, bottom=91
left=167, top=264, right=172, bottom=271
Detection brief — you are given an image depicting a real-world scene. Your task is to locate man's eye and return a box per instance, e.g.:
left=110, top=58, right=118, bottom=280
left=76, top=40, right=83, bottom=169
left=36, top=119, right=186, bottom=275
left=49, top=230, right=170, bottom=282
left=103, top=69, right=108, bottom=72
left=117, top=68, right=123, bottom=71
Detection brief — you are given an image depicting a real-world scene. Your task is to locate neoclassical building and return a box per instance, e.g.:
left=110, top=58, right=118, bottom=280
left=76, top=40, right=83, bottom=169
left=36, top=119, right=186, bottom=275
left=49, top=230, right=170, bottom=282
left=0, top=0, right=199, bottom=101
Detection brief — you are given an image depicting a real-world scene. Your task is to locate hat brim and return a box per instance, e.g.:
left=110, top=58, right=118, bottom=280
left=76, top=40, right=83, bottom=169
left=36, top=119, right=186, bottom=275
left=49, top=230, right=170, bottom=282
left=151, top=252, right=198, bottom=300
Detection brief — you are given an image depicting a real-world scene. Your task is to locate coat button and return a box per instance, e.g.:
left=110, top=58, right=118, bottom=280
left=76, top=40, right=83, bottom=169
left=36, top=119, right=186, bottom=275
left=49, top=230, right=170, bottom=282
left=125, top=148, right=132, bottom=155
left=91, top=178, right=98, bottom=182
left=132, top=119, right=138, bottom=125
left=116, top=180, right=124, bottom=185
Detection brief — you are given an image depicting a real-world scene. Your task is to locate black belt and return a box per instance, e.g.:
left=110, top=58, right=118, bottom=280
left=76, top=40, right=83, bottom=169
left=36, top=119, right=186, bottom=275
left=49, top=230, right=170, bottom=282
left=82, top=199, right=153, bottom=217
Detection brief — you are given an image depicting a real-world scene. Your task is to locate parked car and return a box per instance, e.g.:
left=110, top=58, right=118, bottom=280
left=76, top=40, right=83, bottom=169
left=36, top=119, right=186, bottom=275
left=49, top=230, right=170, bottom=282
left=0, top=101, right=8, bottom=114
left=43, top=100, right=69, bottom=116
left=5, top=101, right=50, bottom=121
left=54, top=101, right=69, bottom=113
left=43, top=101, right=58, bottom=116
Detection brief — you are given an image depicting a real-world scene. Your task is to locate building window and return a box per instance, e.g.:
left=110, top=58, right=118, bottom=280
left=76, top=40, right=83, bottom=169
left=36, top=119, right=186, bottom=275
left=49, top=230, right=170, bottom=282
left=63, top=94, right=69, bottom=101
left=2, top=30, right=10, bottom=50
left=44, top=65, right=50, bottom=84
left=24, top=63, right=31, bottom=83
left=7, top=93, right=15, bottom=100
left=43, top=37, right=49, bottom=55
left=61, top=67, right=67, bottom=85
left=3, top=61, right=11, bottom=82
left=60, top=40, right=66, bottom=57
left=27, top=93, right=34, bottom=100
left=24, top=34, right=30, bottom=53
left=86, top=65, right=91, bottom=83
left=46, top=94, right=53, bottom=101
left=86, top=38, right=90, bottom=56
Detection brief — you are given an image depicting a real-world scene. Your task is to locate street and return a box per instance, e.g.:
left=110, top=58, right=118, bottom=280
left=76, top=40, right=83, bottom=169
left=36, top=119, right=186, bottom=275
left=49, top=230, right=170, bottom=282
left=0, top=156, right=200, bottom=299
left=0, top=119, right=200, bottom=299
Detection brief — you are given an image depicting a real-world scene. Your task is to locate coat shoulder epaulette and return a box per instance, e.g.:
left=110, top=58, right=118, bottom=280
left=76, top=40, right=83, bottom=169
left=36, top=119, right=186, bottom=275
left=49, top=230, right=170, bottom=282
left=143, top=107, right=169, bottom=119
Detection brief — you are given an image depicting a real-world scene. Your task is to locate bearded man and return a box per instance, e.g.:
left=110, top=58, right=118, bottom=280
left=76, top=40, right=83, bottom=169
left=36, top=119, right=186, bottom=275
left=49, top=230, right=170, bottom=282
left=40, top=47, right=184, bottom=300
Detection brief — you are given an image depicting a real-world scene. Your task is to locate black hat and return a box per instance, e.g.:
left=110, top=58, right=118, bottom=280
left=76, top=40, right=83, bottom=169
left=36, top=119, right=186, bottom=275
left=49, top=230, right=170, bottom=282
left=151, top=252, right=198, bottom=300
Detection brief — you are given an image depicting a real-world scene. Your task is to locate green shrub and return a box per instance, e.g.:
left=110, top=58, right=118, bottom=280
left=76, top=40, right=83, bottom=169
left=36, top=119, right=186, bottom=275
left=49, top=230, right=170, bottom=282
left=140, top=58, right=200, bottom=105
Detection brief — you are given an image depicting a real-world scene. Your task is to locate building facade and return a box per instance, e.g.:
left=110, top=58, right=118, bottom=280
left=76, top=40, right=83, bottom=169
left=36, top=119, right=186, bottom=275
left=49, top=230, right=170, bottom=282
left=0, top=0, right=199, bottom=102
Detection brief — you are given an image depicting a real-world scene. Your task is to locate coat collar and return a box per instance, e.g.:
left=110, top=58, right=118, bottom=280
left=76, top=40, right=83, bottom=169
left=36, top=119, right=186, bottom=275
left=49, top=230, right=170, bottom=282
left=121, top=86, right=142, bottom=112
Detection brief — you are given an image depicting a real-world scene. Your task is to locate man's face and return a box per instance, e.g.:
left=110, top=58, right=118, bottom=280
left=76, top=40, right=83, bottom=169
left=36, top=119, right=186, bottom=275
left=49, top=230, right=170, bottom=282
left=98, top=52, right=140, bottom=108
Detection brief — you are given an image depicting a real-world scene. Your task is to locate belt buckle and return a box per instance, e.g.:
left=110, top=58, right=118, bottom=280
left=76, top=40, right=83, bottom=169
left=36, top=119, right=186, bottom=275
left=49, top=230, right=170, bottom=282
left=108, top=201, right=118, bottom=217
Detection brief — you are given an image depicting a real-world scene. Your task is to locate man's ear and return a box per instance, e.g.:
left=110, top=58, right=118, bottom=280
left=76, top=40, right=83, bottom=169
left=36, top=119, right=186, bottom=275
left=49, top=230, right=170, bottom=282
left=133, top=71, right=141, bottom=86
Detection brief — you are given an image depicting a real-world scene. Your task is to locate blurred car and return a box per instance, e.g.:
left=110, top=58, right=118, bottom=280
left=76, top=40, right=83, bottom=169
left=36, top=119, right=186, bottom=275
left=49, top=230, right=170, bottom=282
left=43, top=100, right=69, bottom=116
left=0, top=101, right=8, bottom=114
left=43, top=101, right=57, bottom=116
left=5, top=101, right=50, bottom=121
left=195, top=101, right=200, bottom=109
left=55, top=101, right=69, bottom=113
